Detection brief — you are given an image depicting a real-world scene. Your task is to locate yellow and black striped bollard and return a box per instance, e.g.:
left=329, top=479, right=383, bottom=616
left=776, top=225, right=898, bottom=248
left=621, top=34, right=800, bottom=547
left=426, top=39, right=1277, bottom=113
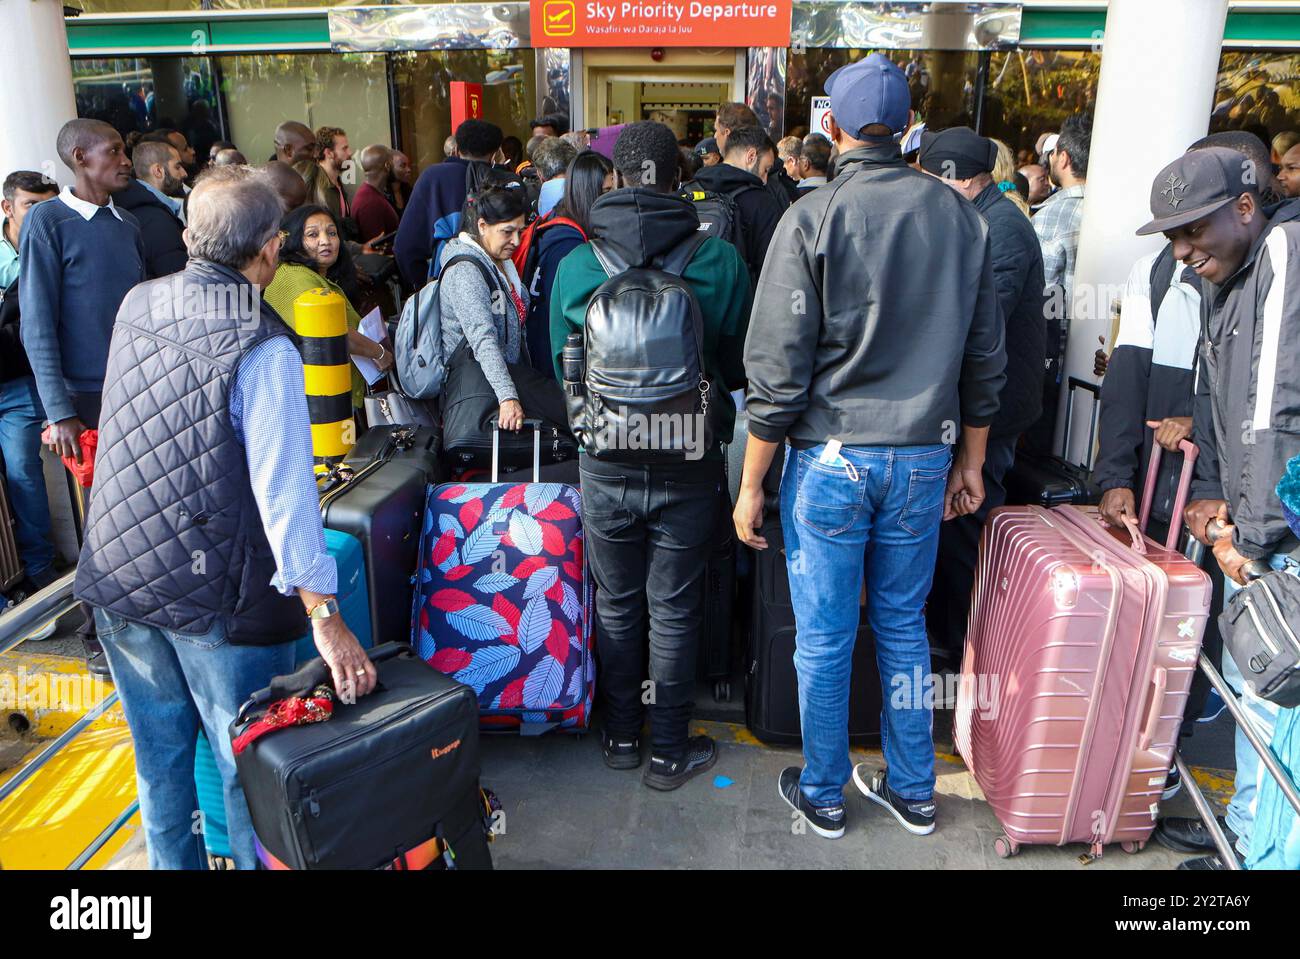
left=294, top=288, right=354, bottom=471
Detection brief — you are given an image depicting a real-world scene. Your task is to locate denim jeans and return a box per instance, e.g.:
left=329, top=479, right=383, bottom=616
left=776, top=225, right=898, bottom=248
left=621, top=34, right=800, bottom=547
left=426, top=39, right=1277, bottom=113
left=0, top=376, right=54, bottom=577
left=579, top=454, right=722, bottom=757
left=1220, top=551, right=1299, bottom=858
left=782, top=442, right=951, bottom=808
left=95, top=607, right=295, bottom=870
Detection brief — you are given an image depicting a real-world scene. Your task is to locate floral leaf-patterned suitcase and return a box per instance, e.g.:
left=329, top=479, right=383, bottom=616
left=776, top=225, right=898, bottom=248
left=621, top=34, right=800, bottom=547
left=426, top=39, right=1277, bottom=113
left=413, top=422, right=593, bottom=733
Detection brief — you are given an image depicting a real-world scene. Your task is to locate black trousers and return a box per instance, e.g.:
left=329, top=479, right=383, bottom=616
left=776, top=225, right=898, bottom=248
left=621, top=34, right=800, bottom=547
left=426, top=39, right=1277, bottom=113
left=926, top=432, right=1019, bottom=665
left=579, top=454, right=722, bottom=756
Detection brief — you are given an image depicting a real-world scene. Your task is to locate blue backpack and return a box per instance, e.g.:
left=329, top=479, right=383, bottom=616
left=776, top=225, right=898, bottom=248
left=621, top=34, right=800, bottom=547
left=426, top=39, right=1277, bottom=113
left=428, top=161, right=526, bottom=280
left=427, top=211, right=462, bottom=281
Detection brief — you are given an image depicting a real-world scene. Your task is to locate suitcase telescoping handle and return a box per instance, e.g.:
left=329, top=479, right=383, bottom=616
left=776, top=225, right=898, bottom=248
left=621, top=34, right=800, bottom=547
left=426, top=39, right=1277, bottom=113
left=489, top=416, right=542, bottom=484
left=1062, top=377, right=1102, bottom=471
left=1138, top=435, right=1199, bottom=552
left=233, top=641, right=411, bottom=729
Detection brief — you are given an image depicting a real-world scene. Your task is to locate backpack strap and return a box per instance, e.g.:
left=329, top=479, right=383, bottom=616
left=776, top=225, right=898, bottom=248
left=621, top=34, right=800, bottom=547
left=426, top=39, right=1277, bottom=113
left=409, top=253, right=501, bottom=346
left=1148, top=243, right=1177, bottom=321
left=656, top=231, right=709, bottom=277
left=438, top=252, right=500, bottom=294
left=538, top=215, right=587, bottom=242
left=590, top=239, right=629, bottom=279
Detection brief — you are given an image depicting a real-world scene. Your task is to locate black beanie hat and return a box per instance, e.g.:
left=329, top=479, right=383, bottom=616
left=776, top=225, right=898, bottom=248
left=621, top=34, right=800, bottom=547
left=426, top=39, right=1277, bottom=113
left=918, top=126, right=998, bottom=180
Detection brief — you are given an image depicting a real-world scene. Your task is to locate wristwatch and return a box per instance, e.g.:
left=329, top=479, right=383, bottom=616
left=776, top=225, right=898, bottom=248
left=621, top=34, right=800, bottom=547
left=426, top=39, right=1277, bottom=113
left=1240, top=559, right=1273, bottom=582
left=308, top=597, right=340, bottom=622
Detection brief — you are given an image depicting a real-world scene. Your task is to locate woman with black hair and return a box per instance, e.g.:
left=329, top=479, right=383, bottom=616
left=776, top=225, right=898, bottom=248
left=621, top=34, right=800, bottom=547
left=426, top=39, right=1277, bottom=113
left=437, top=181, right=568, bottom=432
left=264, top=204, right=392, bottom=413
left=521, top=150, right=613, bottom=380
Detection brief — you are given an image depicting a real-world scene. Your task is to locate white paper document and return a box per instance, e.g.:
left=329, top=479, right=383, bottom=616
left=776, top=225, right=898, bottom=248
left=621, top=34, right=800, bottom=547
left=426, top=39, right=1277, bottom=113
left=351, top=307, right=388, bottom=386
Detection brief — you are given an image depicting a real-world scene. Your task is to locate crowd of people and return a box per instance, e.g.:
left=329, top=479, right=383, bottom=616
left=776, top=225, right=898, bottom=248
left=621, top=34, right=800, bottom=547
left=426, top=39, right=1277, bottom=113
left=1, top=50, right=1297, bottom=871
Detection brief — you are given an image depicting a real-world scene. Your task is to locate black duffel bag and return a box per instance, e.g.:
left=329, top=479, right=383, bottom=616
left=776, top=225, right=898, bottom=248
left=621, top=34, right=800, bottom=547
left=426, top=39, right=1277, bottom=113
left=441, top=341, right=577, bottom=470
left=230, top=643, right=493, bottom=870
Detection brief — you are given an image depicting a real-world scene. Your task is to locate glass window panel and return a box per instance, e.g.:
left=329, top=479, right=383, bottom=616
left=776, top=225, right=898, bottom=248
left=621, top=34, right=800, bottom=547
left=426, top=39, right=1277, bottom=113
left=1214, top=50, right=1300, bottom=149
left=73, top=0, right=496, bottom=15
left=215, top=52, right=391, bottom=166
left=784, top=48, right=979, bottom=139
left=982, top=49, right=1100, bottom=159
left=390, top=50, right=536, bottom=171
left=72, top=55, right=220, bottom=161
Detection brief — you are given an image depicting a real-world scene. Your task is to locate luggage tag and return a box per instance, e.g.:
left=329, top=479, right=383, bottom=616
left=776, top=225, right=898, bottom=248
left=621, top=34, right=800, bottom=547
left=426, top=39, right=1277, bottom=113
left=818, top=439, right=844, bottom=466
left=818, top=439, right=859, bottom=481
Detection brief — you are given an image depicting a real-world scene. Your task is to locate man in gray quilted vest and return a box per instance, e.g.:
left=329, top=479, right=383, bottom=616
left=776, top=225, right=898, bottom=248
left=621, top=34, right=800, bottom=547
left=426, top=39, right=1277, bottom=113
left=73, top=165, right=373, bottom=870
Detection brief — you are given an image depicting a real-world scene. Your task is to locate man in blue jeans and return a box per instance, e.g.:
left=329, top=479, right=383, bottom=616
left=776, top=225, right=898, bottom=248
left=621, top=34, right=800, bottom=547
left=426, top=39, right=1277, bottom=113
left=0, top=171, right=60, bottom=600
left=74, top=166, right=373, bottom=869
left=733, top=54, right=1006, bottom=839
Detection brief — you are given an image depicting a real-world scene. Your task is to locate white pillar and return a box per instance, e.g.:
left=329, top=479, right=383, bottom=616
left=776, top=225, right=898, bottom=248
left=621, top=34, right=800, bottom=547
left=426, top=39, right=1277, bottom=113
left=0, top=0, right=78, bottom=187
left=1060, top=0, right=1228, bottom=463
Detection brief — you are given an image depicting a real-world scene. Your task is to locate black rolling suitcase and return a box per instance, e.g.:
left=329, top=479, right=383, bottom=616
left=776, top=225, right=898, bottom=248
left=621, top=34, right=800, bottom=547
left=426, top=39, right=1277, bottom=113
left=1003, top=377, right=1102, bottom=508
left=321, top=426, right=446, bottom=643
left=231, top=643, right=492, bottom=870
left=344, top=423, right=443, bottom=481
left=696, top=490, right=737, bottom=702
left=744, top=513, right=882, bottom=746
left=440, top=344, right=577, bottom=470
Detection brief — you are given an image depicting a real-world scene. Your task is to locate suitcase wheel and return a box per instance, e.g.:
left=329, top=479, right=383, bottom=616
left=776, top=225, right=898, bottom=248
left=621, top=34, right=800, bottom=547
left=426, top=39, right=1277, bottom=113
left=1120, top=840, right=1145, bottom=855
left=994, top=835, right=1019, bottom=859
left=713, top=679, right=731, bottom=703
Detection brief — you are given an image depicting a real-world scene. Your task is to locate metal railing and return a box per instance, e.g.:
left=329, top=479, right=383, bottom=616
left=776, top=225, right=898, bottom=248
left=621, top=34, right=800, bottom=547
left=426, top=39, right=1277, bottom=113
left=0, top=570, right=78, bottom=656
left=0, top=571, right=137, bottom=867
left=1175, top=656, right=1300, bottom=870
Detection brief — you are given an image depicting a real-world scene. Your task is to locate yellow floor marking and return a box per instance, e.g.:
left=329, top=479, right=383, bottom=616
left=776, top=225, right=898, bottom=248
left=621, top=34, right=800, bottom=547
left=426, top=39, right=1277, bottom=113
left=0, top=724, right=138, bottom=869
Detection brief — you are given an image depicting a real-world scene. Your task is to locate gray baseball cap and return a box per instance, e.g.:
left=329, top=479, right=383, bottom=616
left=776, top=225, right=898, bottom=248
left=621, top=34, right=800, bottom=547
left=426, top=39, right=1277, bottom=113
left=1136, top=147, right=1256, bottom=236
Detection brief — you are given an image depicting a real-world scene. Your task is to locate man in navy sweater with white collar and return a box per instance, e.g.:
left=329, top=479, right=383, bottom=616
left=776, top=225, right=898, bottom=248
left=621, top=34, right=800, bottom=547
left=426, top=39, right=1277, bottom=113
left=393, top=119, right=503, bottom=288
left=20, top=118, right=145, bottom=673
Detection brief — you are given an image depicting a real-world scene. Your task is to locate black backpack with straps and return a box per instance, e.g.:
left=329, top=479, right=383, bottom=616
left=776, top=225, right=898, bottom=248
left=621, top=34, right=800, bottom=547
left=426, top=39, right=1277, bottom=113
left=679, top=179, right=764, bottom=260
left=569, top=232, right=719, bottom=462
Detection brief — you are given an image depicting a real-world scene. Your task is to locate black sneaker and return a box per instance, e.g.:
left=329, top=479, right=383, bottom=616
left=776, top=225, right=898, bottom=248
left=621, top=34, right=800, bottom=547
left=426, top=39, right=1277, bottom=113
left=1161, top=762, right=1181, bottom=801
left=777, top=767, right=845, bottom=839
left=1177, top=854, right=1234, bottom=870
left=853, top=765, right=936, bottom=836
left=1154, top=815, right=1238, bottom=854
left=601, top=729, right=641, bottom=770
left=642, top=735, right=717, bottom=791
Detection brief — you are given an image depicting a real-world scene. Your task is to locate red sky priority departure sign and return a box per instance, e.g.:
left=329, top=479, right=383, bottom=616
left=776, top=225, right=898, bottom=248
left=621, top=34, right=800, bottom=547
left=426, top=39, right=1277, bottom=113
left=531, top=0, right=793, bottom=47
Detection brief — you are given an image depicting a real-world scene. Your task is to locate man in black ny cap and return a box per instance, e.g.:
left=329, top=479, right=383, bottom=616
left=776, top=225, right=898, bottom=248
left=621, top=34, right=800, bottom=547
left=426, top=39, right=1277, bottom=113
left=734, top=55, right=1006, bottom=841
left=1137, top=146, right=1300, bottom=870
left=917, top=127, right=1047, bottom=668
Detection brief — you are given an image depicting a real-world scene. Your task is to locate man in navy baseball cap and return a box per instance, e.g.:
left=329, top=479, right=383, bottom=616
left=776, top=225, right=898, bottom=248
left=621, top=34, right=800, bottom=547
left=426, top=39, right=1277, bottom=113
left=736, top=50, right=1005, bottom=843
left=824, top=52, right=911, bottom=140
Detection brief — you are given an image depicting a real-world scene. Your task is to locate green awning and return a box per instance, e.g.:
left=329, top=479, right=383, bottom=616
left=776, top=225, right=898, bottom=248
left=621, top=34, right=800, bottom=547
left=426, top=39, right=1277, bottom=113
left=60, top=5, right=1300, bottom=57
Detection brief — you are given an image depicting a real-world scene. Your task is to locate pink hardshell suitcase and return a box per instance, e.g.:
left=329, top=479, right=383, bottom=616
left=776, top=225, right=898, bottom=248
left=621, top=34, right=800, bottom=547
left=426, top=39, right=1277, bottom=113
left=955, top=437, right=1211, bottom=859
